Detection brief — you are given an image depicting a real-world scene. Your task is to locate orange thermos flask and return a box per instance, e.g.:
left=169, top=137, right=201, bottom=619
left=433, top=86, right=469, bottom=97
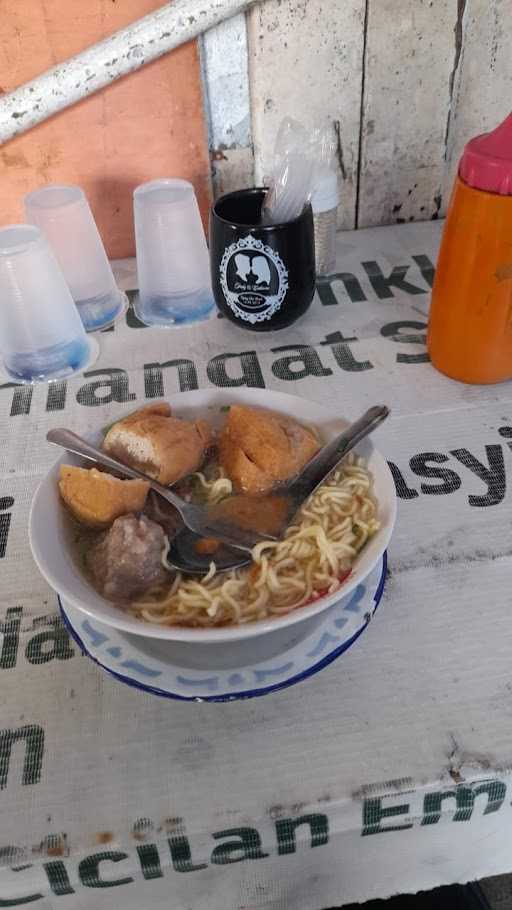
left=428, top=112, right=512, bottom=384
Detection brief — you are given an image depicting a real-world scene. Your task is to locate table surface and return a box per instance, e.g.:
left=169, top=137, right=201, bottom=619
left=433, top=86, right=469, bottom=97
left=2, top=220, right=512, bottom=910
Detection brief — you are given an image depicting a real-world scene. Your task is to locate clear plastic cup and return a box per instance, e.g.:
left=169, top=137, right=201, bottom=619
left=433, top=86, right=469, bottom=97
left=133, top=178, right=214, bottom=326
left=0, top=225, right=97, bottom=383
left=24, top=185, right=125, bottom=332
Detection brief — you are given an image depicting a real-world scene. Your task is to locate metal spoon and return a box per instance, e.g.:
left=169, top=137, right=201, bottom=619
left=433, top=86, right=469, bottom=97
left=166, top=404, right=390, bottom=574
left=46, top=428, right=277, bottom=553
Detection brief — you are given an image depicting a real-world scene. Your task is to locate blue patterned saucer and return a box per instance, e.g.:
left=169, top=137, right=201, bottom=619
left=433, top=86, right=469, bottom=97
left=59, top=554, right=386, bottom=702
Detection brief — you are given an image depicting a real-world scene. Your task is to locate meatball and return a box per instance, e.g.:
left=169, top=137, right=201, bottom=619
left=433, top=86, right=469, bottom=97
left=86, top=514, right=168, bottom=602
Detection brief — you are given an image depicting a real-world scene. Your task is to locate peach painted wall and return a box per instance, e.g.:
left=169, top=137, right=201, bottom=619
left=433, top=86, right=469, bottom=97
left=0, top=0, right=211, bottom=258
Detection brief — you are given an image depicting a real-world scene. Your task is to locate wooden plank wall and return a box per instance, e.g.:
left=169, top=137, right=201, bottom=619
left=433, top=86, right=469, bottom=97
left=246, top=0, right=512, bottom=230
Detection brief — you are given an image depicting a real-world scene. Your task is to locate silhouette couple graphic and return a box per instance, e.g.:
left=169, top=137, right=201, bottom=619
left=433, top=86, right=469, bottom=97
left=234, top=253, right=271, bottom=288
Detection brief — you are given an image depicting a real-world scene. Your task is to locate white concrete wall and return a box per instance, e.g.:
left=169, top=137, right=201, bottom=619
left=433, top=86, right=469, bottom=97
left=200, top=12, right=254, bottom=196
left=247, top=0, right=366, bottom=230
left=203, top=0, right=512, bottom=229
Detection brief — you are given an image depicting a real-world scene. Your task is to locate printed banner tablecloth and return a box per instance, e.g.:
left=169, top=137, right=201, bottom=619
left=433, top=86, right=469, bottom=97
left=2, top=220, right=512, bottom=909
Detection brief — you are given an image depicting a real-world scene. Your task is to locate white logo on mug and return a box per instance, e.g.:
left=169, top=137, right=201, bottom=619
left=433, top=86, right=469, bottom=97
left=219, top=235, right=289, bottom=324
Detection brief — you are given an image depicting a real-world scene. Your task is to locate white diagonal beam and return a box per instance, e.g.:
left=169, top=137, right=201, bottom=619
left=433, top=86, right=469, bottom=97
left=0, top=0, right=258, bottom=145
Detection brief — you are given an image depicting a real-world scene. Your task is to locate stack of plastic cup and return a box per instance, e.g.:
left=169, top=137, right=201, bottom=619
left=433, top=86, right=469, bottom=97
left=312, top=167, right=338, bottom=276
left=133, top=178, right=214, bottom=326
left=24, top=185, right=126, bottom=332
left=0, top=225, right=98, bottom=383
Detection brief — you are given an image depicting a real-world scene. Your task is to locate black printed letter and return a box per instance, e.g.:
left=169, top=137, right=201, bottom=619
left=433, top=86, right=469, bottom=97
left=0, top=725, right=45, bottom=790
left=44, top=860, right=75, bottom=896
left=320, top=331, right=373, bottom=372
left=451, top=446, right=506, bottom=507
left=409, top=453, right=461, bottom=495
left=275, top=814, right=329, bottom=855
left=412, top=254, right=435, bottom=288
left=271, top=345, right=332, bottom=381
left=0, top=607, right=22, bottom=669
left=380, top=321, right=429, bottom=364
left=0, top=383, right=33, bottom=417
left=211, top=827, right=268, bottom=864
left=25, top=620, right=74, bottom=665
left=0, top=497, right=14, bottom=560
left=79, top=852, right=133, bottom=888
left=76, top=369, right=136, bottom=406
left=387, top=463, right=419, bottom=500
left=422, top=781, right=506, bottom=825
left=207, top=352, right=264, bottom=389
left=46, top=381, right=67, bottom=412
left=144, top=360, right=198, bottom=397
left=316, top=273, right=367, bottom=305
left=362, top=261, right=427, bottom=299
left=136, top=845, right=163, bottom=880
left=362, top=796, right=413, bottom=836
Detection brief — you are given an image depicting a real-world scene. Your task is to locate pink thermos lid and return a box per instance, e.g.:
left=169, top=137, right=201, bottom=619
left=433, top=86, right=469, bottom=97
left=459, top=112, right=512, bottom=195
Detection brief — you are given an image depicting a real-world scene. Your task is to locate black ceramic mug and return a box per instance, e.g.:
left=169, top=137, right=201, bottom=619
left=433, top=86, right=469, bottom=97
left=209, top=188, right=315, bottom=331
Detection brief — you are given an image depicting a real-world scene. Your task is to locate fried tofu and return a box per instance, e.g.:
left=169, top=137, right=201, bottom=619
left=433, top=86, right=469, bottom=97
left=59, top=465, right=150, bottom=528
left=102, top=403, right=212, bottom=486
left=219, top=405, right=320, bottom=494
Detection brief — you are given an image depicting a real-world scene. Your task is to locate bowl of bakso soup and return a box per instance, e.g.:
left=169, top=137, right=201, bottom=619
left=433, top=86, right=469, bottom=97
left=29, top=389, right=396, bottom=643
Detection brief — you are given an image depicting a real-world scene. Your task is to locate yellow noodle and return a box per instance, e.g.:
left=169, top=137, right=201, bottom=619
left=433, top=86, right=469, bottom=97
left=130, top=455, right=379, bottom=628
left=192, top=472, right=233, bottom=504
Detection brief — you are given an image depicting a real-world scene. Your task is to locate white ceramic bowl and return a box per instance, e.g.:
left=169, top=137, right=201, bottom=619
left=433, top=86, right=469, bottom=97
left=29, top=389, right=396, bottom=643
